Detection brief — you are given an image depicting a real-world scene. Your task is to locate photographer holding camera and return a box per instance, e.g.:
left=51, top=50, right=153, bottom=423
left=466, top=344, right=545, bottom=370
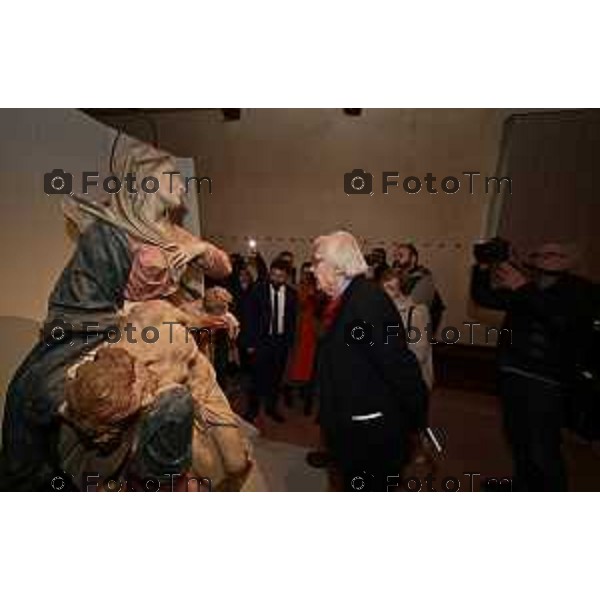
left=471, top=238, right=595, bottom=491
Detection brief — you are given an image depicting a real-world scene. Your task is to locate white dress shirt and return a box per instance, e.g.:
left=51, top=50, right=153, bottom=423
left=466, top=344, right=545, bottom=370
left=269, top=284, right=286, bottom=335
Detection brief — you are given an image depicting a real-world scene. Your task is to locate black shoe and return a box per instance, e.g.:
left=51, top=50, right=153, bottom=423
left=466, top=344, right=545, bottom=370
left=266, top=410, right=286, bottom=423
left=306, top=450, right=332, bottom=469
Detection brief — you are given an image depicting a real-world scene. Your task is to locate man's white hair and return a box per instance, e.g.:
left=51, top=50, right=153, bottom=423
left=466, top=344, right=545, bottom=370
left=313, top=231, right=368, bottom=278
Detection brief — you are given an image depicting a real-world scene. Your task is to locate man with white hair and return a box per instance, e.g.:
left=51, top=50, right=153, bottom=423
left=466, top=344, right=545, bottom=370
left=311, top=231, right=427, bottom=491
left=471, top=240, right=596, bottom=491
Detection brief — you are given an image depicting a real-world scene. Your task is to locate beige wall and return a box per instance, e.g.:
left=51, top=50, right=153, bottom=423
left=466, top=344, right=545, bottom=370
left=0, top=108, right=118, bottom=399
left=1, top=107, right=578, bottom=397
left=161, top=108, right=508, bottom=344
left=0, top=109, right=198, bottom=399
left=0, top=107, right=514, bottom=396
left=0, top=109, right=117, bottom=321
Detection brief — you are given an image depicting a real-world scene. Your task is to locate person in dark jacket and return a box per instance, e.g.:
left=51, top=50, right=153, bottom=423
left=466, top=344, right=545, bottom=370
left=312, top=231, right=427, bottom=491
left=471, top=242, right=595, bottom=491
left=241, top=258, right=298, bottom=423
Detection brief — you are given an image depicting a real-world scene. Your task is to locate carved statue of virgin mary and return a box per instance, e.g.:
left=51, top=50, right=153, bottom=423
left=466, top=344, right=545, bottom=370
left=1, top=138, right=263, bottom=491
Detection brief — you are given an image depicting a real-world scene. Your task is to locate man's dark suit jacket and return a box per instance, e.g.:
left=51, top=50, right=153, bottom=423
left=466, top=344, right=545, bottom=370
left=315, top=275, right=427, bottom=434
left=240, top=280, right=298, bottom=349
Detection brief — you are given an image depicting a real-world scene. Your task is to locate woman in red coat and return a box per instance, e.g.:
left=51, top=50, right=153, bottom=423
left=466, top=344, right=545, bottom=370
left=286, top=262, right=322, bottom=415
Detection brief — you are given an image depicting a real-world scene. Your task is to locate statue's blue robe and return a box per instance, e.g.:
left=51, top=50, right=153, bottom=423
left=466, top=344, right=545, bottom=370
left=1, top=221, right=132, bottom=489
left=2, top=219, right=195, bottom=491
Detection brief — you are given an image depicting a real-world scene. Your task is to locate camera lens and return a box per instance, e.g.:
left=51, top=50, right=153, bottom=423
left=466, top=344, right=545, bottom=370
left=51, top=176, right=65, bottom=191
left=351, top=325, right=366, bottom=341
left=351, top=176, right=365, bottom=191
left=50, top=476, right=66, bottom=491
left=50, top=325, right=66, bottom=342
left=351, top=475, right=366, bottom=490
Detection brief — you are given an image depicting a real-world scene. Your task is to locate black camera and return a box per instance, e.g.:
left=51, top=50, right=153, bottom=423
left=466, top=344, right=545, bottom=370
left=473, top=237, right=510, bottom=265
left=344, top=169, right=373, bottom=195
left=44, top=169, right=73, bottom=195
left=344, top=319, right=374, bottom=346
left=43, top=318, right=73, bottom=347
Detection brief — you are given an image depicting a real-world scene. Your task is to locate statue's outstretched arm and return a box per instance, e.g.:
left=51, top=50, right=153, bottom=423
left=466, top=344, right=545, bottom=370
left=190, top=241, right=232, bottom=279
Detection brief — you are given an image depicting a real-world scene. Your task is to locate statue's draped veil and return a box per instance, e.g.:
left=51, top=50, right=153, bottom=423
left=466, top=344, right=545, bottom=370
left=62, top=138, right=185, bottom=254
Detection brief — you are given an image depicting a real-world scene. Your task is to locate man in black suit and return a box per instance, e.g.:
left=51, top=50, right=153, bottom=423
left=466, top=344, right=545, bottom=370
left=312, top=231, right=427, bottom=491
left=241, top=258, right=298, bottom=423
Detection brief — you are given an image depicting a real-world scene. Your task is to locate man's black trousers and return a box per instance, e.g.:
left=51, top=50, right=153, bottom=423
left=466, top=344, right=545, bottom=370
left=499, top=371, right=567, bottom=491
left=249, top=336, right=289, bottom=416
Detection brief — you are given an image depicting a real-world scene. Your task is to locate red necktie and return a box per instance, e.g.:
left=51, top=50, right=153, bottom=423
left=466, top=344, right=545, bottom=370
left=322, top=296, right=343, bottom=331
